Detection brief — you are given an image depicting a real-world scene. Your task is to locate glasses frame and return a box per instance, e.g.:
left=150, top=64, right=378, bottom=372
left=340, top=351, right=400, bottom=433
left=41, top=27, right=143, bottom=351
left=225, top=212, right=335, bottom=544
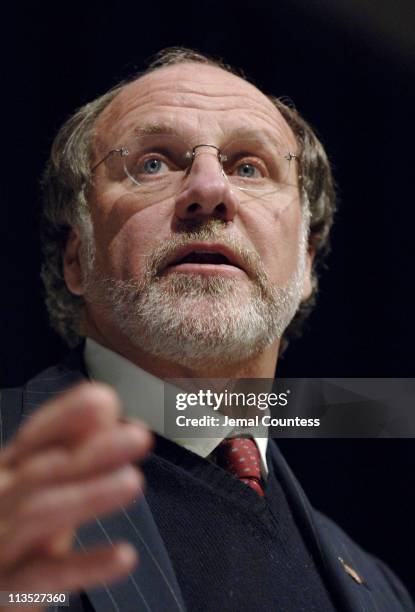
left=91, top=142, right=299, bottom=194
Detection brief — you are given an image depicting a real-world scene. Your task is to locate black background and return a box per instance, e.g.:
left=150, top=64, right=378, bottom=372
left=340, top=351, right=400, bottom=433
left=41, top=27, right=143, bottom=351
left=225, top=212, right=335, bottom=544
left=2, top=0, right=414, bottom=598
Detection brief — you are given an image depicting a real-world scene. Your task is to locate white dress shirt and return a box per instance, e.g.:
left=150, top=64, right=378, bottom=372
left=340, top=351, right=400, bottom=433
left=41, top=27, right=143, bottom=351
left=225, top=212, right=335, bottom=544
left=84, top=338, right=269, bottom=476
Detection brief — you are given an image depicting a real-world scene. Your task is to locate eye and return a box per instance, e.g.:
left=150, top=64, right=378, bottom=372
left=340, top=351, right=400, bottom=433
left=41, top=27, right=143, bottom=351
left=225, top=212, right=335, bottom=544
left=142, top=157, right=169, bottom=175
left=235, top=162, right=263, bottom=179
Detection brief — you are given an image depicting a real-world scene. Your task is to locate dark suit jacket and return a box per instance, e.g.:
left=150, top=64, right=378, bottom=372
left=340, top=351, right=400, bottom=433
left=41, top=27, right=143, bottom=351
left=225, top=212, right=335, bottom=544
left=1, top=348, right=413, bottom=612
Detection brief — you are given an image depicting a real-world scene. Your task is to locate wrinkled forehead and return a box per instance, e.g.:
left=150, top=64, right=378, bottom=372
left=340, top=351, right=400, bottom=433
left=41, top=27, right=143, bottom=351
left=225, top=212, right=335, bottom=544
left=93, top=63, right=297, bottom=157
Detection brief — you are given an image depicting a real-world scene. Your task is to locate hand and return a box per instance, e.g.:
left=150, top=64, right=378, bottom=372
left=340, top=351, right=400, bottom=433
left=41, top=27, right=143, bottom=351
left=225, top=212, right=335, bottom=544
left=0, top=382, right=152, bottom=610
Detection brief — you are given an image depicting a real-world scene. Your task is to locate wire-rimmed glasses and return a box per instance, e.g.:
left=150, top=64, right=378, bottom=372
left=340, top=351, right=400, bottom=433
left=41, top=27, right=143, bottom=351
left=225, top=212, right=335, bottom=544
left=91, top=132, right=299, bottom=202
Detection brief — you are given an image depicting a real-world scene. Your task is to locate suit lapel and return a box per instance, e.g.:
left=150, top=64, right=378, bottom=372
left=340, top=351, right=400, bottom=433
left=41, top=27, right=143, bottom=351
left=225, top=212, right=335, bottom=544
left=22, top=347, right=186, bottom=612
left=268, top=440, right=381, bottom=612
left=75, top=497, right=185, bottom=612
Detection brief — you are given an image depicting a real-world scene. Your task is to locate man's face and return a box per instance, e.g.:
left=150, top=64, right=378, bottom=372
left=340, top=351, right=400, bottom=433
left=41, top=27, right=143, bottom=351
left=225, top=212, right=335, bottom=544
left=66, top=63, right=313, bottom=367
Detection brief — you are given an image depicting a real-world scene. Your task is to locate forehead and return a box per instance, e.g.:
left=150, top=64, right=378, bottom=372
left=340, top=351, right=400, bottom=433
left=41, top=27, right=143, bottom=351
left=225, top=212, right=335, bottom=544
left=94, top=63, right=297, bottom=153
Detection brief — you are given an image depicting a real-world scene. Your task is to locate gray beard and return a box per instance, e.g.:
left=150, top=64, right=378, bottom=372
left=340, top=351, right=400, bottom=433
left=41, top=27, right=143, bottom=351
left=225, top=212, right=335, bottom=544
left=83, top=220, right=308, bottom=368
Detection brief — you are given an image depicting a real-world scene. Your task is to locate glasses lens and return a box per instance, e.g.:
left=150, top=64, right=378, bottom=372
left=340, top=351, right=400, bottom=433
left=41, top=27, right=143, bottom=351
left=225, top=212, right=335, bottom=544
left=105, top=134, right=190, bottom=199
left=221, top=137, right=298, bottom=196
left=103, top=134, right=298, bottom=202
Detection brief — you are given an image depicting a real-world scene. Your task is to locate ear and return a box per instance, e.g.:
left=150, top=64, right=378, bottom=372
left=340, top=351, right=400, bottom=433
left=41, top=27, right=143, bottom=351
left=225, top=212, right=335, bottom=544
left=301, top=244, right=316, bottom=301
left=63, top=228, right=85, bottom=296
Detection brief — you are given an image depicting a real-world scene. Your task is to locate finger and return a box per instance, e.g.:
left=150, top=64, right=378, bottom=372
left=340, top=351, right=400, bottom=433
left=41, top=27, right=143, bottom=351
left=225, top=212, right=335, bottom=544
left=1, top=383, right=122, bottom=466
left=40, top=528, right=75, bottom=556
left=73, top=421, right=153, bottom=474
left=0, top=465, right=142, bottom=567
left=3, top=542, right=137, bottom=593
left=12, top=423, right=152, bottom=490
left=0, top=426, right=152, bottom=550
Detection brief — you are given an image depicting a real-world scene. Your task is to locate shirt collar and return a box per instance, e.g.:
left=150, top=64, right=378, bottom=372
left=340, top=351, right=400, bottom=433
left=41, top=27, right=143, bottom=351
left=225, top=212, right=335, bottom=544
left=84, top=337, right=268, bottom=475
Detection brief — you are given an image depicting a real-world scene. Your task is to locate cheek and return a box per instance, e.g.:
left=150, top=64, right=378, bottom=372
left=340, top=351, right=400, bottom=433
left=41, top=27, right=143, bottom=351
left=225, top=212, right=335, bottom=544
left=242, top=200, right=305, bottom=283
left=90, top=193, right=171, bottom=278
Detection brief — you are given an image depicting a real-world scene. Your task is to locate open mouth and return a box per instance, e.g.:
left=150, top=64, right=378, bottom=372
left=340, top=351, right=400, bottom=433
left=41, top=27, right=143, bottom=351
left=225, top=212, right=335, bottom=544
left=162, top=244, right=247, bottom=277
left=173, top=252, right=234, bottom=266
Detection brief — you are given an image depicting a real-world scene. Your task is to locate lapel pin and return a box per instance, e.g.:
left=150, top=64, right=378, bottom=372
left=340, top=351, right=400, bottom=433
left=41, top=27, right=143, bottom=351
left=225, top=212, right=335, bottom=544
left=338, top=556, right=366, bottom=586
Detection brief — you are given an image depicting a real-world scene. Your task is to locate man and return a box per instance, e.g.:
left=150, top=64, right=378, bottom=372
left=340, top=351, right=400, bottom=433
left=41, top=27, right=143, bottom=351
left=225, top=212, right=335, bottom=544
left=0, top=48, right=412, bottom=611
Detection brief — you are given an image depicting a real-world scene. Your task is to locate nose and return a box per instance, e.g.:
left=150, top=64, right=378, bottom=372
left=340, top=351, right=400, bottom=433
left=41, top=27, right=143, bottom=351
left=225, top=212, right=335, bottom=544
left=174, top=148, right=239, bottom=221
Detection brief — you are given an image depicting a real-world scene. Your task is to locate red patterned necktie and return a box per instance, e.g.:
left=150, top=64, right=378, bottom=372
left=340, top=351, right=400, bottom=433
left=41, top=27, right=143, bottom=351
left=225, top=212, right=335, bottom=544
left=215, top=437, right=265, bottom=497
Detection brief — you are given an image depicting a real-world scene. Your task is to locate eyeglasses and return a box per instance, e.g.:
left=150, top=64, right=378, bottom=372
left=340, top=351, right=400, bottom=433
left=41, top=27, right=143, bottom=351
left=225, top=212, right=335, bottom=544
left=91, top=133, right=299, bottom=202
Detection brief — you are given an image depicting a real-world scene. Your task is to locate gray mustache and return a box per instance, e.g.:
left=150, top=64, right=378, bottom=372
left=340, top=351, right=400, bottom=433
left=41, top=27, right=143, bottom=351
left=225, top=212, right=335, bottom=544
left=147, top=221, right=264, bottom=280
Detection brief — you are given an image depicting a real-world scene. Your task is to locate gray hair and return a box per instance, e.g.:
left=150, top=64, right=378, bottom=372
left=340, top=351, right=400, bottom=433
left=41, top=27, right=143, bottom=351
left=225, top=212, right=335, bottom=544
left=40, top=47, right=336, bottom=353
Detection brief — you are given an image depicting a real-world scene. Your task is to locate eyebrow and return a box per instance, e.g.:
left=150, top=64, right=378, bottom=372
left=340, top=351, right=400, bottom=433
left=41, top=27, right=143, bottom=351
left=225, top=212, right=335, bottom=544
left=132, top=123, right=179, bottom=137
left=131, top=122, right=289, bottom=150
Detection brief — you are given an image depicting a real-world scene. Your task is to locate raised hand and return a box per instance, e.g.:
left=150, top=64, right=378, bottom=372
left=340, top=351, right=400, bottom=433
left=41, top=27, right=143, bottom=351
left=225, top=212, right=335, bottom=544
left=0, top=382, right=152, bottom=610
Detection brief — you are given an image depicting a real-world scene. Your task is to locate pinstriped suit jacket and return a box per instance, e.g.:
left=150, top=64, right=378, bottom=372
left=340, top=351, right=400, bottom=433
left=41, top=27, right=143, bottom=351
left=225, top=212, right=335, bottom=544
left=1, top=347, right=413, bottom=612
